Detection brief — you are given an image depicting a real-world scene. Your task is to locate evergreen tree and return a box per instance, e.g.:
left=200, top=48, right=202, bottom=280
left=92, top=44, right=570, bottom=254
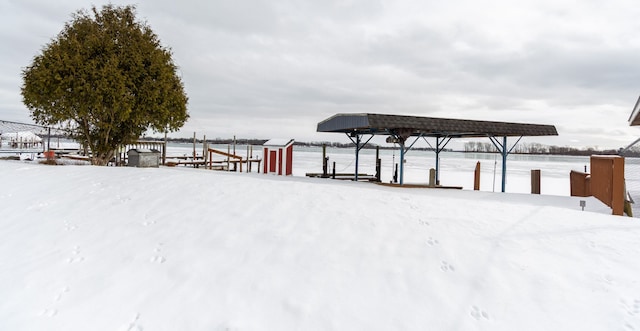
left=22, top=4, right=188, bottom=165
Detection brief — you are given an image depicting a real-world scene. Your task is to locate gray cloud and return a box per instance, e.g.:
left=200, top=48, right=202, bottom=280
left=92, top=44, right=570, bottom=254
left=2, top=0, right=640, bottom=148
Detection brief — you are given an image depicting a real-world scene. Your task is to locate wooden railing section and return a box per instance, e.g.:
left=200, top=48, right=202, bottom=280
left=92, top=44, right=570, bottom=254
left=570, top=155, right=627, bottom=216
left=207, top=147, right=262, bottom=173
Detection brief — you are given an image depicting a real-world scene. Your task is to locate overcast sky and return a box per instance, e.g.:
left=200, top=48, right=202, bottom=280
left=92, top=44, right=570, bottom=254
left=2, top=0, right=640, bottom=149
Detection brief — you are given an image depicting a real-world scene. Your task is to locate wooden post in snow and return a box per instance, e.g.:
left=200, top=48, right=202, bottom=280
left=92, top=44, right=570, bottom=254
left=474, top=161, right=481, bottom=190
left=375, top=146, right=381, bottom=182
left=192, top=132, right=196, bottom=161
left=531, top=169, right=541, bottom=194
left=322, top=144, right=328, bottom=177
left=203, top=135, right=208, bottom=165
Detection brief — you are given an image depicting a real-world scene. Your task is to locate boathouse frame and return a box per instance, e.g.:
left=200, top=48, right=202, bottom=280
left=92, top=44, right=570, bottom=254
left=317, top=113, right=558, bottom=192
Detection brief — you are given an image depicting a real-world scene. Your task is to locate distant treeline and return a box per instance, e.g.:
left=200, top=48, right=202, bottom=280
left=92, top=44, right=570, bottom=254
left=463, top=141, right=639, bottom=157
left=52, top=134, right=640, bottom=157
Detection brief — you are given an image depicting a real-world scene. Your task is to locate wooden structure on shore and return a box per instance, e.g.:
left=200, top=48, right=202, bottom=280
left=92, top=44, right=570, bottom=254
left=263, top=139, right=294, bottom=176
left=570, top=155, right=629, bottom=216
left=306, top=172, right=379, bottom=181
left=114, top=133, right=263, bottom=173
left=306, top=144, right=382, bottom=182
left=377, top=182, right=462, bottom=189
left=317, top=113, right=558, bottom=191
left=116, top=141, right=166, bottom=166
left=206, top=147, right=262, bottom=172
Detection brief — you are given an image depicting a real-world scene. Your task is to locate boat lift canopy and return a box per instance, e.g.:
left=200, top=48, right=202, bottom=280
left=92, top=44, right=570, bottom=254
left=317, top=113, right=558, bottom=192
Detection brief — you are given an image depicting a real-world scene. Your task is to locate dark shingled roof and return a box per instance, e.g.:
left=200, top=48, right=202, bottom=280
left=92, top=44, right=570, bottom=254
left=629, top=95, right=640, bottom=126
left=317, top=113, right=558, bottom=138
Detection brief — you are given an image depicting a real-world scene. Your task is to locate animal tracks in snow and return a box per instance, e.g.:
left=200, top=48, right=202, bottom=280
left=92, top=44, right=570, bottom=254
left=150, top=255, right=166, bottom=264
left=621, top=298, right=640, bottom=317
left=113, top=195, right=132, bottom=205
left=621, top=298, right=640, bottom=330
left=150, top=243, right=166, bottom=264
left=142, top=220, right=157, bottom=227
left=440, top=261, right=455, bottom=272
left=64, top=220, right=77, bottom=232
left=427, top=237, right=439, bottom=246
left=603, top=274, right=615, bottom=286
left=417, top=219, right=430, bottom=226
left=470, top=305, right=490, bottom=320
left=66, top=246, right=84, bottom=264
left=54, top=287, right=69, bottom=302
left=125, top=313, right=144, bottom=331
left=40, top=287, right=70, bottom=318
left=40, top=308, right=58, bottom=317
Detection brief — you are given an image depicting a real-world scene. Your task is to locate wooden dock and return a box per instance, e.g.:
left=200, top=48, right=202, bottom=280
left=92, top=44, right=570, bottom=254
left=376, top=182, right=463, bottom=189
left=305, top=173, right=380, bottom=182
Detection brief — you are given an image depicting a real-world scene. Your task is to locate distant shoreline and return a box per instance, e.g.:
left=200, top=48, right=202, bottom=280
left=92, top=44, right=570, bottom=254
left=36, top=135, right=634, bottom=157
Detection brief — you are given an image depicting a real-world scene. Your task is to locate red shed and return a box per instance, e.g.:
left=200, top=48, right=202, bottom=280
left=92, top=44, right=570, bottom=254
left=263, top=139, right=294, bottom=176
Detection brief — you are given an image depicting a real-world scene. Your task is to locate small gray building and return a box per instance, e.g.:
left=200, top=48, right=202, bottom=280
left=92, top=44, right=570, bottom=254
left=127, top=149, right=160, bottom=168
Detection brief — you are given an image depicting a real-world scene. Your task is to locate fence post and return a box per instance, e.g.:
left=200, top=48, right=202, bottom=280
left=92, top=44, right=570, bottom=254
left=322, top=144, right=327, bottom=176
left=429, top=168, right=436, bottom=187
left=612, top=157, right=625, bottom=216
left=474, top=161, right=481, bottom=190
left=531, top=169, right=541, bottom=194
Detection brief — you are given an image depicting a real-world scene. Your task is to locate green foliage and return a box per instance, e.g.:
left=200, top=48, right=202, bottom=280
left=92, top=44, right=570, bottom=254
left=22, top=4, right=188, bottom=165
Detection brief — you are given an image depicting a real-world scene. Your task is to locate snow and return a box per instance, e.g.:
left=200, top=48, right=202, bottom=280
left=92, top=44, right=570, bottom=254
left=1, top=157, right=640, bottom=331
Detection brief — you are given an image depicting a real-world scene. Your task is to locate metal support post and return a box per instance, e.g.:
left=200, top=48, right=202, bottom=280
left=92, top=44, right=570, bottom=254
left=501, top=136, right=508, bottom=193
left=488, top=135, right=523, bottom=193
left=399, top=141, right=405, bottom=185
left=433, top=136, right=452, bottom=186
left=347, top=132, right=374, bottom=182
left=354, top=134, right=361, bottom=182
left=435, top=137, right=440, bottom=185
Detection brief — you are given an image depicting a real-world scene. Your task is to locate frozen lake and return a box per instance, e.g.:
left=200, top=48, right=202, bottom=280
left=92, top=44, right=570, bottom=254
left=170, top=143, right=598, bottom=196
left=8, top=140, right=640, bottom=205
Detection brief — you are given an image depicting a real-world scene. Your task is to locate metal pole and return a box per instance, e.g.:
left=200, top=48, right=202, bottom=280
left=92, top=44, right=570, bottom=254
left=322, top=144, right=327, bottom=176
left=399, top=141, right=405, bottom=185
left=354, top=134, right=361, bottom=181
left=435, top=136, right=440, bottom=185
left=375, top=146, right=380, bottom=182
left=501, top=136, right=507, bottom=193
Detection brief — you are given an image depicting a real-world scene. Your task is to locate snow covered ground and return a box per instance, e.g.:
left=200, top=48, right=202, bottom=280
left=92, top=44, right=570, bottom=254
left=1, top=158, right=640, bottom=331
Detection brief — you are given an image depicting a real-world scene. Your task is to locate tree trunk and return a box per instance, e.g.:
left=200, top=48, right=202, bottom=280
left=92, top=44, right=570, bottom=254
left=91, top=150, right=114, bottom=166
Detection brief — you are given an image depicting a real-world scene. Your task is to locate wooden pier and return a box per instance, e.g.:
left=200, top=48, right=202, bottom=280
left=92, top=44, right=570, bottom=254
left=206, top=147, right=262, bottom=173
left=305, top=172, right=379, bottom=181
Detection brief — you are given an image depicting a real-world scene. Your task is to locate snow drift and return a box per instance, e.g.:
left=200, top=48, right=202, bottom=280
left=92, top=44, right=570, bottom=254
left=1, top=161, right=639, bottom=331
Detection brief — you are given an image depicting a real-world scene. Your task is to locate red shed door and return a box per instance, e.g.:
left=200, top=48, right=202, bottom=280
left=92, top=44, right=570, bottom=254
left=278, top=148, right=283, bottom=175
left=286, top=145, right=293, bottom=175
left=269, top=150, right=277, bottom=173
